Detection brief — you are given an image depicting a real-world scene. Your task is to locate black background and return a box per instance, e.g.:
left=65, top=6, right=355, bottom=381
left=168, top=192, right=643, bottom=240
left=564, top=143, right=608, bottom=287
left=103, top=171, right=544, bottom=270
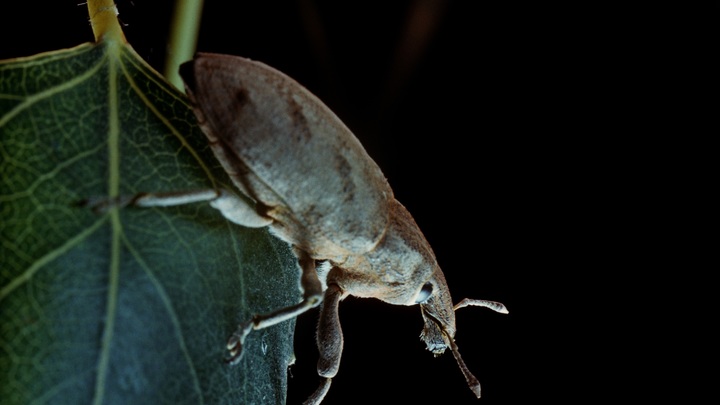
left=1, top=1, right=638, bottom=404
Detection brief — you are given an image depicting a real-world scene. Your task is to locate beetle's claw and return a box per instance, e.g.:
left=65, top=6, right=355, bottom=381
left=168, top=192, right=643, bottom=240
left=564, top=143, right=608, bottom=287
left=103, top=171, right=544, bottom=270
left=225, top=321, right=253, bottom=366
left=225, top=347, right=243, bottom=366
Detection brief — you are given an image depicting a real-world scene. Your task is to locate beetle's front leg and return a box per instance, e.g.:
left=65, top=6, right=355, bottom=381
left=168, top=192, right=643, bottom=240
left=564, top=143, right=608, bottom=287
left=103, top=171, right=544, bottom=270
left=81, top=189, right=273, bottom=228
left=226, top=248, right=324, bottom=365
left=303, top=282, right=344, bottom=405
left=139, top=189, right=274, bottom=228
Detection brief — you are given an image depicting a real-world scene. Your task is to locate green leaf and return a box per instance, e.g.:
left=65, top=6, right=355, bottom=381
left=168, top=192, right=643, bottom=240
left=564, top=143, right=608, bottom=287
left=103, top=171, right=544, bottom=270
left=0, top=40, right=300, bottom=404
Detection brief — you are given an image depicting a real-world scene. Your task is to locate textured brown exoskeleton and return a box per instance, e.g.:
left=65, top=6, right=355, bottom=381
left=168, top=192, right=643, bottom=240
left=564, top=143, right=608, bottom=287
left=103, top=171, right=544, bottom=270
left=133, top=53, right=508, bottom=404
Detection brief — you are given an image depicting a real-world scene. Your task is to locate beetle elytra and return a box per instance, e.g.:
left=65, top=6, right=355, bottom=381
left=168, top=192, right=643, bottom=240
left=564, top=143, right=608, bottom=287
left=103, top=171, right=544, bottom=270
left=128, top=53, right=508, bottom=404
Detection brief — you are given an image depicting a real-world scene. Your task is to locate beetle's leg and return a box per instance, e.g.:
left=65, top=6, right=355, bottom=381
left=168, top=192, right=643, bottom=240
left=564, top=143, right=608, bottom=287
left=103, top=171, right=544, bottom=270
left=206, top=189, right=273, bottom=227
left=131, top=189, right=221, bottom=208
left=303, top=282, right=344, bottom=405
left=136, top=189, right=274, bottom=228
left=226, top=248, right=324, bottom=365
left=81, top=189, right=273, bottom=228
left=79, top=189, right=220, bottom=213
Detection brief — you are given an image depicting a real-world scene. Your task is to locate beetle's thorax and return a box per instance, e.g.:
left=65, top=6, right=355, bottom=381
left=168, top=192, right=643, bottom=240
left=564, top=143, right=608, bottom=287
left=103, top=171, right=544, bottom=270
left=323, top=199, right=447, bottom=307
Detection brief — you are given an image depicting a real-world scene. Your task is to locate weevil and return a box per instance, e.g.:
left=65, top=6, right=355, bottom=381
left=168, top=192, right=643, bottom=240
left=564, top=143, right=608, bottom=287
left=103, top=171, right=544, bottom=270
left=127, top=53, right=508, bottom=404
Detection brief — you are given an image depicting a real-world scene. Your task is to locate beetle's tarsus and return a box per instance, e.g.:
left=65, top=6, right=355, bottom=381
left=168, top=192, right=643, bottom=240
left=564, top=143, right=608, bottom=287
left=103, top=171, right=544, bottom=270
left=225, top=321, right=254, bottom=366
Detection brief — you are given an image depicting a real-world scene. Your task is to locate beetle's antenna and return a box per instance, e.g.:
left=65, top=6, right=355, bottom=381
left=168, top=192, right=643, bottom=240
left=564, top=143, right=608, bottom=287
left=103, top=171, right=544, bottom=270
left=448, top=335, right=482, bottom=398
left=453, top=298, right=509, bottom=314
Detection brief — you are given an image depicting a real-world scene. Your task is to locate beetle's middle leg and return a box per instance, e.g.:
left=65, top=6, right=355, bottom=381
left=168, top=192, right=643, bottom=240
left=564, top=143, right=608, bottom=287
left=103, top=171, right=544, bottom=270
left=226, top=247, right=324, bottom=365
left=303, top=282, right=344, bottom=405
left=81, top=189, right=325, bottom=363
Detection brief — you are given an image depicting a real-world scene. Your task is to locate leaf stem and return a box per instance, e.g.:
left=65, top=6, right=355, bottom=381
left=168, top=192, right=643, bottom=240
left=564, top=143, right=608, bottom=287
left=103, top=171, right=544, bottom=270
left=87, top=0, right=126, bottom=44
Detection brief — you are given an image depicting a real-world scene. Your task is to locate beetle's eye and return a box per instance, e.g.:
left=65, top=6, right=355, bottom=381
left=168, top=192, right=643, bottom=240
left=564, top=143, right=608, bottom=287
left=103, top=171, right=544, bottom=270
left=415, top=282, right=433, bottom=303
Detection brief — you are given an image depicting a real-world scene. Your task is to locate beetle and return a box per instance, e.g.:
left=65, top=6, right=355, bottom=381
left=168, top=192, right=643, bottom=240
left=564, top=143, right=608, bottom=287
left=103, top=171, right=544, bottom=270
left=127, top=53, right=508, bottom=404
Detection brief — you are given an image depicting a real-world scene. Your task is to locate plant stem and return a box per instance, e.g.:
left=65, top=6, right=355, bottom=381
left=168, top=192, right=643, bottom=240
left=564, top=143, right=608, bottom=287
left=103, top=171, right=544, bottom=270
left=164, top=0, right=205, bottom=90
left=87, top=0, right=126, bottom=44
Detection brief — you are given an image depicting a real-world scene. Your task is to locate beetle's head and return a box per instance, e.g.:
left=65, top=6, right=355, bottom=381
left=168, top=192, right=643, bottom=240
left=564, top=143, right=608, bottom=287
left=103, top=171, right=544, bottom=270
left=414, top=265, right=509, bottom=399
left=416, top=266, right=456, bottom=354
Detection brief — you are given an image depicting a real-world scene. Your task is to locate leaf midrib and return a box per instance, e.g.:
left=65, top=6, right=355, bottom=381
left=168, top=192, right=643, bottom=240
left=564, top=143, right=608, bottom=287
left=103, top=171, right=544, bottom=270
left=92, top=40, right=121, bottom=405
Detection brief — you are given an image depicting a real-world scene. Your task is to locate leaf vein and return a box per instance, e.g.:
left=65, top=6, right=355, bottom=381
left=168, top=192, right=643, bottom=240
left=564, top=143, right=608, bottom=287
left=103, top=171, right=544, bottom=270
left=0, top=215, right=108, bottom=302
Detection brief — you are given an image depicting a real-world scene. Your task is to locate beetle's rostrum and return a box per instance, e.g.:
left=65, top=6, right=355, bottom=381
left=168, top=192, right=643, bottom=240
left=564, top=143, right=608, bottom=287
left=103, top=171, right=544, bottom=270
left=130, top=52, right=508, bottom=404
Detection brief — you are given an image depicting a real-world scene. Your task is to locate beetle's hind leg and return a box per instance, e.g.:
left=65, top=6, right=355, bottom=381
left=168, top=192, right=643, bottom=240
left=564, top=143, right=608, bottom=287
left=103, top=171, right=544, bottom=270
left=226, top=248, right=324, bottom=365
